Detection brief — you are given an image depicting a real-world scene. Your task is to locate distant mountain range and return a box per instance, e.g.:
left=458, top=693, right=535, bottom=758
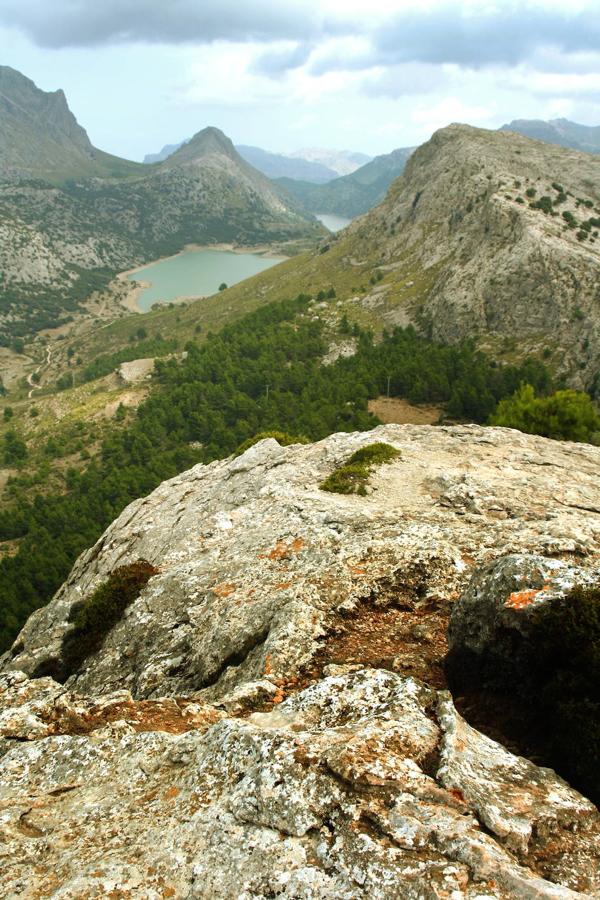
left=144, top=141, right=371, bottom=183
left=277, top=146, right=415, bottom=218
left=0, top=66, right=322, bottom=342
left=500, top=118, right=600, bottom=155
left=288, top=147, right=372, bottom=177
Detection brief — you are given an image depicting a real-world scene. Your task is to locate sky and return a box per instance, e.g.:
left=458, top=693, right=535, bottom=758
left=1, top=0, right=600, bottom=161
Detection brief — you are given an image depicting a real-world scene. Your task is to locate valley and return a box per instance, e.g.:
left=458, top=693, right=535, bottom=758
left=2, top=11, right=600, bottom=892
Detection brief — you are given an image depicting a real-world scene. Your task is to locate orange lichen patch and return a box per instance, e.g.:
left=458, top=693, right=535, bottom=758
left=264, top=654, right=273, bottom=676
left=273, top=581, right=293, bottom=591
left=213, top=582, right=236, bottom=598
left=163, top=787, right=180, bottom=801
left=39, top=697, right=222, bottom=738
left=448, top=788, right=465, bottom=803
left=261, top=537, right=306, bottom=561
left=505, top=585, right=549, bottom=610
left=348, top=565, right=367, bottom=576
left=272, top=688, right=285, bottom=704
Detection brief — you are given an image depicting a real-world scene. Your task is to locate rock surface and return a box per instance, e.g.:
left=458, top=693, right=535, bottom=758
left=1, top=667, right=599, bottom=898
left=4, top=424, right=600, bottom=701
left=2, top=424, right=600, bottom=896
left=447, top=553, right=600, bottom=660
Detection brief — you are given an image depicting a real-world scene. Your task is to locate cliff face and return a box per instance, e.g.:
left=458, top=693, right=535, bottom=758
left=1, top=425, right=600, bottom=895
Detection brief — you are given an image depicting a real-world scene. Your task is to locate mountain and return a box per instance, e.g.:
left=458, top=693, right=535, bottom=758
left=214, top=124, right=600, bottom=390
left=277, top=146, right=415, bottom=218
left=500, top=118, right=600, bottom=155
left=0, top=66, right=142, bottom=180
left=145, top=139, right=340, bottom=182
left=143, top=141, right=184, bottom=164
left=290, top=146, right=372, bottom=176
left=0, top=70, right=322, bottom=342
left=2, top=425, right=600, bottom=894
left=235, top=145, right=338, bottom=182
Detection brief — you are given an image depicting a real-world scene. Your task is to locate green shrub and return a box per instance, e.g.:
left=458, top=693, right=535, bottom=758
left=234, top=431, right=309, bottom=456
left=56, top=560, right=158, bottom=680
left=3, top=430, right=27, bottom=465
left=530, top=195, right=555, bottom=215
left=491, top=384, right=600, bottom=443
left=320, top=442, right=400, bottom=495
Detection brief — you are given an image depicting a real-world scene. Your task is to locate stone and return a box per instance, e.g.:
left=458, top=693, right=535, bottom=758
left=3, top=425, right=600, bottom=704
left=447, top=553, right=600, bottom=661
left=1, top=667, right=598, bottom=897
left=2, top=426, right=600, bottom=895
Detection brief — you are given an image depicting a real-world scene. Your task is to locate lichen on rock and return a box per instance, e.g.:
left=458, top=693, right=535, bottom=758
left=1, top=425, right=600, bottom=896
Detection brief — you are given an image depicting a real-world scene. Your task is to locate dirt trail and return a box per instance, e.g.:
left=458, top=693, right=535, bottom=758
left=27, top=345, right=51, bottom=399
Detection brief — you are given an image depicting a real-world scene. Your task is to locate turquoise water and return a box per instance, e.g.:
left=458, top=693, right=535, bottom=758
left=128, top=249, right=285, bottom=312
left=315, top=213, right=352, bottom=233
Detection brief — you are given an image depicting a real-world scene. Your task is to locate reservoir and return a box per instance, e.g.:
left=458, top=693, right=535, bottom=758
left=128, top=248, right=285, bottom=312
left=315, top=213, right=352, bottom=232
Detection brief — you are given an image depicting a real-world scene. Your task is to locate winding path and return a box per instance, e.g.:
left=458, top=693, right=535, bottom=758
left=27, top=345, right=51, bottom=399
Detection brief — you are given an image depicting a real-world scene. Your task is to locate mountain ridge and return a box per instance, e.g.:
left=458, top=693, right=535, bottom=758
left=500, top=117, right=600, bottom=155
left=277, top=145, right=415, bottom=218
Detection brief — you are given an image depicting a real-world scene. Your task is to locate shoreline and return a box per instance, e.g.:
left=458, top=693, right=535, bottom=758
left=115, top=242, right=289, bottom=315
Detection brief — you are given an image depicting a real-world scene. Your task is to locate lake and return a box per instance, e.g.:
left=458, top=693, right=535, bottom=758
left=315, top=213, right=352, bottom=233
left=128, top=249, right=285, bottom=312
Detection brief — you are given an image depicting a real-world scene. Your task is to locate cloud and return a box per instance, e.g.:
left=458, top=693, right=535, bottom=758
left=304, top=4, right=600, bottom=78
left=0, top=0, right=341, bottom=49
left=250, top=42, right=313, bottom=77
left=371, top=5, right=600, bottom=70
left=361, top=63, right=451, bottom=99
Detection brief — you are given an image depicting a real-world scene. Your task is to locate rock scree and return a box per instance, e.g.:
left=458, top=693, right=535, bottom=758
left=1, top=424, right=600, bottom=896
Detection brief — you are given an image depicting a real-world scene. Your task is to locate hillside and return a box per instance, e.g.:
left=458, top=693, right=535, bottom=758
left=0, top=70, right=322, bottom=343
left=278, top=146, right=414, bottom=217
left=501, top=117, right=600, bottom=155
left=2, top=425, right=600, bottom=896
left=218, top=124, right=600, bottom=390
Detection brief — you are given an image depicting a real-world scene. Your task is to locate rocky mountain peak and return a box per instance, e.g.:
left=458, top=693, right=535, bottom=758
left=0, top=65, right=94, bottom=173
left=162, top=125, right=240, bottom=166
left=333, top=123, right=600, bottom=388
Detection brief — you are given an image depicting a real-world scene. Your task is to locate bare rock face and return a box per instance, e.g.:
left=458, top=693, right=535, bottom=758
left=4, top=424, right=600, bottom=700
left=1, top=667, right=599, bottom=898
left=2, top=425, right=600, bottom=895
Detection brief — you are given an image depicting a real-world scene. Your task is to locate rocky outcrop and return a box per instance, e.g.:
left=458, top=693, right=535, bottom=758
left=446, top=553, right=600, bottom=804
left=4, top=424, right=600, bottom=699
left=2, top=424, right=600, bottom=895
left=1, top=667, right=599, bottom=898
left=447, top=553, right=600, bottom=661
